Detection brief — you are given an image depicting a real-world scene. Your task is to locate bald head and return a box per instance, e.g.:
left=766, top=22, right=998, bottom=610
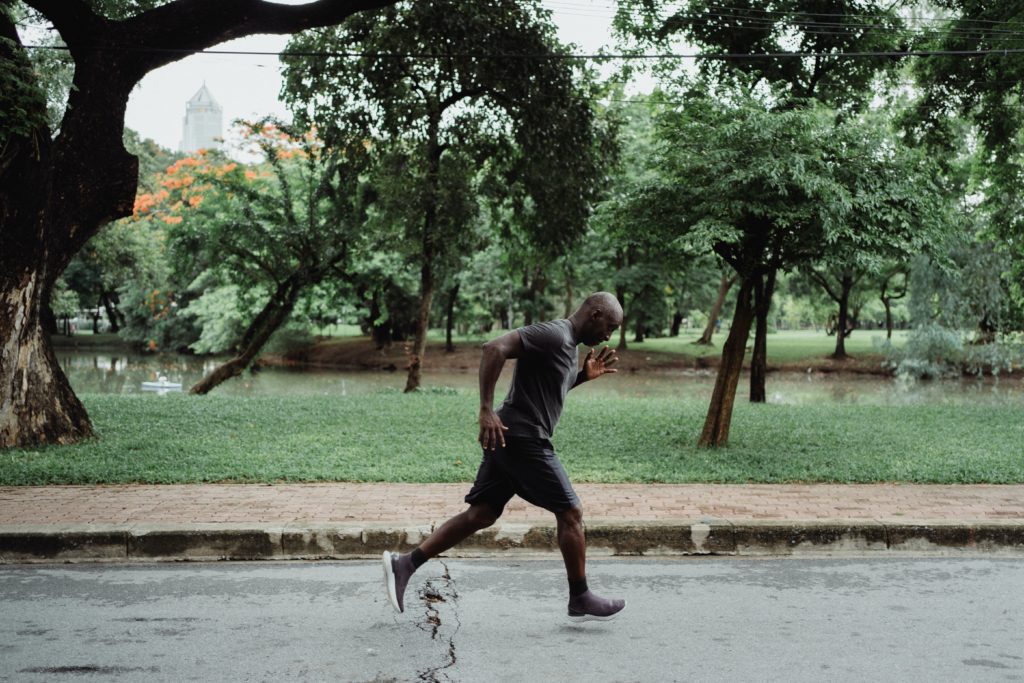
left=580, top=291, right=622, bottom=315
left=570, top=291, right=624, bottom=346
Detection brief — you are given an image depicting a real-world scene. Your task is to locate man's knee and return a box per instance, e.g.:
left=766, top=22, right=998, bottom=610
left=466, top=503, right=499, bottom=530
left=556, top=505, right=583, bottom=529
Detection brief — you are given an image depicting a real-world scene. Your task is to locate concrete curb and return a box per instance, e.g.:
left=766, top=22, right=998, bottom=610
left=3, top=519, right=1024, bottom=563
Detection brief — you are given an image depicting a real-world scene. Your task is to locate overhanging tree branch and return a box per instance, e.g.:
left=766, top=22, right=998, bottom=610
left=117, top=0, right=398, bottom=74
left=21, top=0, right=105, bottom=50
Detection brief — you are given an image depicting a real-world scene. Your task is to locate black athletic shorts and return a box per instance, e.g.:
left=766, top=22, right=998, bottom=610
left=464, top=435, right=581, bottom=517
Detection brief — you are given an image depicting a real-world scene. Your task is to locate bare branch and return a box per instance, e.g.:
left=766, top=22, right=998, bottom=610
left=809, top=268, right=841, bottom=303
left=440, top=86, right=490, bottom=111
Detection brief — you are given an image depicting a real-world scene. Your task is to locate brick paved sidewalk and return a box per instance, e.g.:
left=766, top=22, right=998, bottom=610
left=3, top=483, right=1024, bottom=525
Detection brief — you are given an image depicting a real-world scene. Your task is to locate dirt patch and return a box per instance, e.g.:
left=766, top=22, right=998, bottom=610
left=259, top=336, right=896, bottom=377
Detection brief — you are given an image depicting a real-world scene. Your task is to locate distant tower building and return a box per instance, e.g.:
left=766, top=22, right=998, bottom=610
left=179, top=83, right=222, bottom=153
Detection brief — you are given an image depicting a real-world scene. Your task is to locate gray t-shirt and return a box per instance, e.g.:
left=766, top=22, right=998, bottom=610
left=497, top=319, right=580, bottom=439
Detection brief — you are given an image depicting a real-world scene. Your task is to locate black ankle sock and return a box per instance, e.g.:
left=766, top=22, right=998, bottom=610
left=568, top=577, right=588, bottom=597
left=410, top=548, right=428, bottom=569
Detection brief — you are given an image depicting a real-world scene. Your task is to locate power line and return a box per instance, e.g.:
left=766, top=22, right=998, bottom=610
left=543, top=2, right=1024, bottom=41
left=23, top=43, right=1024, bottom=61
left=555, top=0, right=1024, bottom=30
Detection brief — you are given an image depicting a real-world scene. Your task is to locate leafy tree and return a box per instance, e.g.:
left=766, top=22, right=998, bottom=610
left=0, top=0, right=398, bottom=448
left=614, top=0, right=908, bottom=108
left=632, top=97, right=947, bottom=446
left=160, top=120, right=371, bottom=394
left=281, top=0, right=600, bottom=392
left=908, top=1, right=1024, bottom=312
left=615, top=0, right=917, bottom=395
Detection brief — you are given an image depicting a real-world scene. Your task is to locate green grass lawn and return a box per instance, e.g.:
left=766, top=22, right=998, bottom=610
left=3, top=389, right=1019, bottom=485
left=425, top=326, right=903, bottom=364
left=638, top=329, right=907, bottom=362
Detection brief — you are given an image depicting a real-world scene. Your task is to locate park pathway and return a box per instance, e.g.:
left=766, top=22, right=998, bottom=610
left=2, top=482, right=1024, bottom=525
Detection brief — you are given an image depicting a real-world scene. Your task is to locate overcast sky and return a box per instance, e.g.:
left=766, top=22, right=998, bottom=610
left=122, top=0, right=654, bottom=154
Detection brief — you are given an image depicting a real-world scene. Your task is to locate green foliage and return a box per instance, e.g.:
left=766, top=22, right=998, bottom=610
left=282, top=0, right=600, bottom=253
left=180, top=285, right=247, bottom=354
left=631, top=97, right=948, bottom=286
left=0, top=19, right=48, bottom=145
left=908, top=240, right=1013, bottom=334
left=117, top=280, right=197, bottom=352
left=885, top=324, right=964, bottom=379
left=262, top=325, right=315, bottom=356
left=907, top=1, right=1024, bottom=311
left=49, top=278, right=80, bottom=318
left=19, top=27, right=72, bottom=132
left=614, top=0, right=908, bottom=109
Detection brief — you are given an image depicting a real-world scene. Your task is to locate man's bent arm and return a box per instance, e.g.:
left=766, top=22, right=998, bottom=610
left=478, top=330, right=523, bottom=449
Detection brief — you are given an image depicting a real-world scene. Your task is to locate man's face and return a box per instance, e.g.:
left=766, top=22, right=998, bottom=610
left=582, top=310, right=622, bottom=346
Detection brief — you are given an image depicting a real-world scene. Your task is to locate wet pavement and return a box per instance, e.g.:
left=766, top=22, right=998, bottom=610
left=2, top=557, right=1022, bottom=682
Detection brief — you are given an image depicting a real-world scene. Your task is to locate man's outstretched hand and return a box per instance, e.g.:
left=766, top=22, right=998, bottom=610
left=583, top=345, right=619, bottom=381
left=479, top=407, right=508, bottom=450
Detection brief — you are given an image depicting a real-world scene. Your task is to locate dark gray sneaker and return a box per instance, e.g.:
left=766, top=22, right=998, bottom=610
left=567, top=590, right=626, bottom=623
left=382, top=551, right=414, bottom=613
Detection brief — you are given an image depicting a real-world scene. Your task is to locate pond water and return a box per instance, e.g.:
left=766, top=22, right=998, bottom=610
left=57, top=349, right=1024, bottom=406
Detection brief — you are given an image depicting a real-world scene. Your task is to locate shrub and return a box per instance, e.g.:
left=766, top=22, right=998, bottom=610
left=884, top=324, right=963, bottom=379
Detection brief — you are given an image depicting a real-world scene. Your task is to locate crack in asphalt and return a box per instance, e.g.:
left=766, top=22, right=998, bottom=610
left=415, top=560, right=461, bottom=683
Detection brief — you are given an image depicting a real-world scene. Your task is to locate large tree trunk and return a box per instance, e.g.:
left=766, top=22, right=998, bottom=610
left=879, top=269, right=906, bottom=341
left=614, top=249, right=628, bottom=350
left=832, top=274, right=854, bottom=360
left=0, top=271, right=94, bottom=447
left=445, top=282, right=459, bottom=353
left=522, top=268, right=534, bottom=326
left=698, top=280, right=755, bottom=448
left=749, top=268, right=776, bottom=403
left=670, top=311, right=683, bottom=337
left=634, top=310, right=646, bottom=343
left=696, top=271, right=736, bottom=346
left=190, top=278, right=303, bottom=395
left=531, top=267, right=548, bottom=322
left=368, top=292, right=391, bottom=349
left=101, top=291, right=122, bottom=333
left=564, top=263, right=574, bottom=318
left=616, top=287, right=628, bottom=351
left=405, top=259, right=434, bottom=393
left=405, top=129, right=441, bottom=394
left=0, top=20, right=134, bottom=448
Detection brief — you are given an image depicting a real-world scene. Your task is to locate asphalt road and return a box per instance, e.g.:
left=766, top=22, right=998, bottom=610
left=1, top=556, right=1022, bottom=682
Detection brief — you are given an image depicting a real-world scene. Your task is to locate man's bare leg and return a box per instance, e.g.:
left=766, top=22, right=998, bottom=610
left=419, top=503, right=499, bottom=558
left=383, top=503, right=497, bottom=613
left=556, top=505, right=587, bottom=581
left=555, top=506, right=626, bottom=622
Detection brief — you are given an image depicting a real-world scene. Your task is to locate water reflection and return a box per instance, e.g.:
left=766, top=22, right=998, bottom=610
left=57, top=350, right=1024, bottom=405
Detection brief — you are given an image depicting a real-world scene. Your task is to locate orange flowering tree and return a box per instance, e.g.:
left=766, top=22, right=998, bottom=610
left=140, top=118, right=371, bottom=394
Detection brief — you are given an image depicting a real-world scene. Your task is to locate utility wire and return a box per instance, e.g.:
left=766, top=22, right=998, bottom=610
left=551, top=0, right=1024, bottom=29
left=23, top=43, right=1024, bottom=60
left=543, top=2, right=1024, bottom=40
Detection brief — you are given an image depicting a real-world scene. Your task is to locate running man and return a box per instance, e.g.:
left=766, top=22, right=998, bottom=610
left=383, top=291, right=627, bottom=622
